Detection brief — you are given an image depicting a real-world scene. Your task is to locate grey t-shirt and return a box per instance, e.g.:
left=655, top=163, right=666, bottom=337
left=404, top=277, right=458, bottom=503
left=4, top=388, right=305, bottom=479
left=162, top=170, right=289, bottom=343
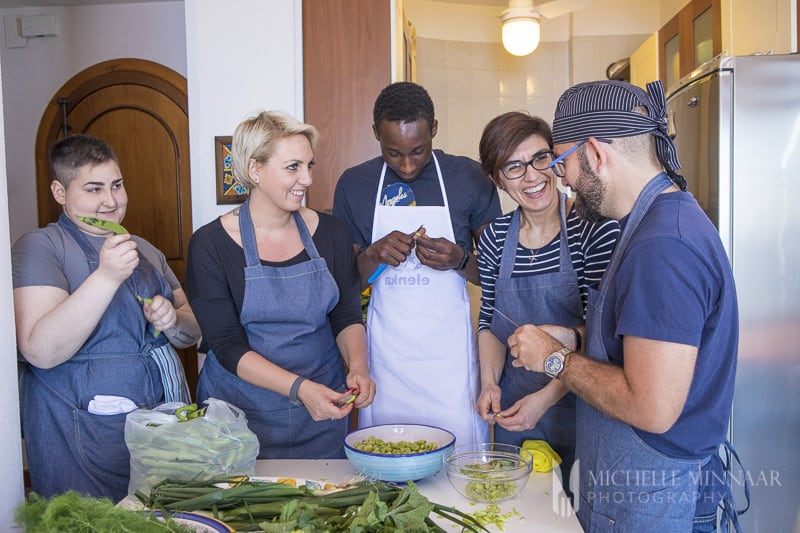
left=12, top=222, right=179, bottom=293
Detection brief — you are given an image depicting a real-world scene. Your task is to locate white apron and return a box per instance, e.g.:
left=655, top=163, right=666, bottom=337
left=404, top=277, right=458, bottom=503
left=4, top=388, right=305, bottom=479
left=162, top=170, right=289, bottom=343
left=359, top=153, right=488, bottom=448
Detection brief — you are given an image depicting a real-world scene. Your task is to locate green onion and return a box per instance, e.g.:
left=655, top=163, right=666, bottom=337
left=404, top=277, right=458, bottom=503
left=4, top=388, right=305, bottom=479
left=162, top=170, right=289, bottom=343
left=137, top=477, right=491, bottom=532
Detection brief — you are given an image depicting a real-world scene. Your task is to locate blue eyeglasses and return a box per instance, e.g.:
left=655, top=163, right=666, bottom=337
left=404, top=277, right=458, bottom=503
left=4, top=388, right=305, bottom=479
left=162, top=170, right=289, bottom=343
left=548, top=138, right=612, bottom=178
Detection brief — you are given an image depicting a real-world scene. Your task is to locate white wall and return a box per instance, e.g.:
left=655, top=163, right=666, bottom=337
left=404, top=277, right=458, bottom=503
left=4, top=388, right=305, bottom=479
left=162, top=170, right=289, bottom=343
left=0, top=2, right=187, bottom=243
left=0, top=52, right=25, bottom=532
left=184, top=0, right=303, bottom=229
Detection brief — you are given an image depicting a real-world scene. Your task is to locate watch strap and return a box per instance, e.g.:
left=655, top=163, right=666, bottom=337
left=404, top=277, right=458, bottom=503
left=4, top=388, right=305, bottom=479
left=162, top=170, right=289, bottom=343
left=545, top=347, right=571, bottom=379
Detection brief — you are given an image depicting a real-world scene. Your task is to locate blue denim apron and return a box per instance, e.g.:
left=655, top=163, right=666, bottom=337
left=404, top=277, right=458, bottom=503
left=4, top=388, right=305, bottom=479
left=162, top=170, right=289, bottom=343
left=490, top=193, right=582, bottom=495
left=19, top=214, right=174, bottom=501
left=578, top=173, right=745, bottom=532
left=197, top=202, right=348, bottom=459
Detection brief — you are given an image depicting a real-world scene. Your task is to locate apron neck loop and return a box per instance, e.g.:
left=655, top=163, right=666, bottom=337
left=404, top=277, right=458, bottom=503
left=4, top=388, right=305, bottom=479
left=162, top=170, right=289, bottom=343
left=375, top=151, right=447, bottom=208
left=58, top=213, right=99, bottom=264
left=238, top=199, right=319, bottom=267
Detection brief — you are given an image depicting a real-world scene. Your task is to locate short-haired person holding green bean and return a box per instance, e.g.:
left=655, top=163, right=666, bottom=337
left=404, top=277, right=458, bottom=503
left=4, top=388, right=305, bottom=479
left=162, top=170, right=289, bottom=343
left=12, top=134, right=201, bottom=501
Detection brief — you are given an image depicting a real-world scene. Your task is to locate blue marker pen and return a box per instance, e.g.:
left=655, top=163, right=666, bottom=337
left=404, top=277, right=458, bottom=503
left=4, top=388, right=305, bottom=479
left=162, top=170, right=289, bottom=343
left=367, top=263, right=388, bottom=284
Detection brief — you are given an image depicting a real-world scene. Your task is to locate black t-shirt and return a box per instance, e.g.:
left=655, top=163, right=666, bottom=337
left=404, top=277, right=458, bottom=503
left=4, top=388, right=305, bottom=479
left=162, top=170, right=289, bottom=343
left=185, top=211, right=362, bottom=374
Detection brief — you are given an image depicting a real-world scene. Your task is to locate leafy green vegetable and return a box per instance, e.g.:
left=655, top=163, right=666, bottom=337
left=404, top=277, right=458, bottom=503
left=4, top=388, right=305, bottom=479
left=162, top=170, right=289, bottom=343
left=384, top=482, right=435, bottom=530
left=15, top=491, right=193, bottom=532
left=345, top=490, right=388, bottom=530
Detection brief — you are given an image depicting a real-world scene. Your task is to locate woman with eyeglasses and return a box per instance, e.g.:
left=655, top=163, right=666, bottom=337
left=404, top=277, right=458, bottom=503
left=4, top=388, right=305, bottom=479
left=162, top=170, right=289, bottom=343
left=475, top=111, right=619, bottom=497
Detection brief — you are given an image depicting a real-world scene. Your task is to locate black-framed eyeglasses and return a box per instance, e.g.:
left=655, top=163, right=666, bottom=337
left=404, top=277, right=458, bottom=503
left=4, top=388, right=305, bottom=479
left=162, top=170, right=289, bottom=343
left=548, top=138, right=612, bottom=178
left=500, top=150, right=557, bottom=180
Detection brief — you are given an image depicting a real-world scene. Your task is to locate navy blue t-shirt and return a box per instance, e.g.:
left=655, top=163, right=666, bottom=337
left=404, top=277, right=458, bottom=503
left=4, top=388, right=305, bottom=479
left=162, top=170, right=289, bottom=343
left=601, top=191, right=738, bottom=459
left=332, top=150, right=501, bottom=251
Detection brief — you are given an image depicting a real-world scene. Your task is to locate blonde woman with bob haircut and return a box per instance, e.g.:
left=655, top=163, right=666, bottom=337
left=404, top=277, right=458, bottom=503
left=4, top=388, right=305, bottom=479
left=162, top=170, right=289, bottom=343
left=185, top=111, right=375, bottom=458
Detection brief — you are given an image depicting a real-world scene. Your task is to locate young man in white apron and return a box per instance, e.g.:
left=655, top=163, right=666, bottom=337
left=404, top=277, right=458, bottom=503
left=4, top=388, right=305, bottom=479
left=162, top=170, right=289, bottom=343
left=332, top=82, right=502, bottom=447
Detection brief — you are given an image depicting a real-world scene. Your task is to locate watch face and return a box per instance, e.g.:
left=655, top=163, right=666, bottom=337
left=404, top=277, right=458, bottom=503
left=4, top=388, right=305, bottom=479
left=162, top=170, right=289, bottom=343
left=545, top=353, right=564, bottom=375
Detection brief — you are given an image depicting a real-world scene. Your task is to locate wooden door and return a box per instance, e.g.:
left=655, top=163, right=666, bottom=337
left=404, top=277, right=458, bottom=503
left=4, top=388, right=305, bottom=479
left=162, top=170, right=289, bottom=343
left=302, top=0, right=392, bottom=211
left=34, top=58, right=199, bottom=395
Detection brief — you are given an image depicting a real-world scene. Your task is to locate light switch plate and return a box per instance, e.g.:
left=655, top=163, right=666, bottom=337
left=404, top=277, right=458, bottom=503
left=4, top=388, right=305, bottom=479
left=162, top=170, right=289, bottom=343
left=20, top=15, right=57, bottom=38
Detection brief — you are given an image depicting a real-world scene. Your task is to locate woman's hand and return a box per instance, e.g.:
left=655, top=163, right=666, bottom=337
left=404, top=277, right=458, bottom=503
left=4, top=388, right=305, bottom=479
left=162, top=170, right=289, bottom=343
left=494, top=391, right=552, bottom=432
left=344, top=372, right=376, bottom=409
left=476, top=383, right=503, bottom=423
left=296, top=380, right=356, bottom=421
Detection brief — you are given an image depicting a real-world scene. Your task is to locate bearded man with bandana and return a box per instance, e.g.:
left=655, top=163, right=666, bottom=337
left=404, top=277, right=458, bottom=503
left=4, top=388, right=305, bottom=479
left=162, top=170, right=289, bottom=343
left=506, top=80, right=748, bottom=532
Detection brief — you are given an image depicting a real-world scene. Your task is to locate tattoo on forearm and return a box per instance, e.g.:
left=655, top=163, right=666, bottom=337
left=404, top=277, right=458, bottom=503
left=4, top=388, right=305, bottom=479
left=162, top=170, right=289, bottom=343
left=167, top=328, right=195, bottom=345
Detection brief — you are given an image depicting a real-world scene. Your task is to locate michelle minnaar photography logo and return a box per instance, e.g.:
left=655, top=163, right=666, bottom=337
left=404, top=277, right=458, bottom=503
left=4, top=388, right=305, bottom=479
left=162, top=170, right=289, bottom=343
left=552, top=459, right=776, bottom=518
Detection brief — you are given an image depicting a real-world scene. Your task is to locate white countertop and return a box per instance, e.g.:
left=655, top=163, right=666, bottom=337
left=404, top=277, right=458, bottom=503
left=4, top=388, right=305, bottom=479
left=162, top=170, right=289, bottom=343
left=255, top=459, right=582, bottom=532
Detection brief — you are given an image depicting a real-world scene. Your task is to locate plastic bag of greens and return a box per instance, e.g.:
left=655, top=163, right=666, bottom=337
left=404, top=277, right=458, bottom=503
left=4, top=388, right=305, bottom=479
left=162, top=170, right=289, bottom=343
left=125, top=398, right=259, bottom=495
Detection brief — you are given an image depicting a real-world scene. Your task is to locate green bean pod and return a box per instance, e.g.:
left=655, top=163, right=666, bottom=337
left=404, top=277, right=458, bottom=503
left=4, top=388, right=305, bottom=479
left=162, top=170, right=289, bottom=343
left=76, top=215, right=128, bottom=234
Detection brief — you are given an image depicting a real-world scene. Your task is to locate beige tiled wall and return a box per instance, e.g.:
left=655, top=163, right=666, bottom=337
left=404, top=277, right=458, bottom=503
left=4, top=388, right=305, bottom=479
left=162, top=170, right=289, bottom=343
left=415, top=34, right=648, bottom=321
left=416, top=34, right=650, bottom=163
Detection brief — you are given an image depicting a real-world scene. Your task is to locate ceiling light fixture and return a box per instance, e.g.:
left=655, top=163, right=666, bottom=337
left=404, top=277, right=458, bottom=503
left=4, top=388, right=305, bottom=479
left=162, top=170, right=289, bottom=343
left=501, top=0, right=541, bottom=57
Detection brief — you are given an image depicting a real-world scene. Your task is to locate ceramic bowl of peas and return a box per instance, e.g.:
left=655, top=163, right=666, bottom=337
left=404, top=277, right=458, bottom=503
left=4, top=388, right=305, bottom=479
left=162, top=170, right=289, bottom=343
left=343, top=424, right=456, bottom=482
left=444, top=443, right=533, bottom=502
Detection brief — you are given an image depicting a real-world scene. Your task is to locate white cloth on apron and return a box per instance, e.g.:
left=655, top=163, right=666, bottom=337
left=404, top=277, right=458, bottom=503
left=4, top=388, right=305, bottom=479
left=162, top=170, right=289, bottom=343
left=359, top=153, right=488, bottom=447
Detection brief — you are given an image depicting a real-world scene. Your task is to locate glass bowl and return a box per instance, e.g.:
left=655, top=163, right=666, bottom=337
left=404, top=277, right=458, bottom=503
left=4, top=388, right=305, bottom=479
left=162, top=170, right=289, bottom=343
left=444, top=443, right=533, bottom=502
left=343, top=424, right=455, bottom=482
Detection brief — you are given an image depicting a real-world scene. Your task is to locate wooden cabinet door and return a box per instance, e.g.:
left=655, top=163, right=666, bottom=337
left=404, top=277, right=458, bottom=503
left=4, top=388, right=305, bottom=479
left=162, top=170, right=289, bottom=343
left=659, top=0, right=721, bottom=89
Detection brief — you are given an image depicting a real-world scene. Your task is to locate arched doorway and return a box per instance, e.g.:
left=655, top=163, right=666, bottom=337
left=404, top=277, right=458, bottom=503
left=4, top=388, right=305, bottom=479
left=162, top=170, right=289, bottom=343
left=34, top=58, right=198, bottom=394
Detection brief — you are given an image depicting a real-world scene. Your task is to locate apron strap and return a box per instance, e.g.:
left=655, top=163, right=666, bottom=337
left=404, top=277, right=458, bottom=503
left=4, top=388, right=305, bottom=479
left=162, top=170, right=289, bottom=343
left=718, top=439, right=750, bottom=533
left=58, top=213, right=100, bottom=266
left=239, top=199, right=321, bottom=267
left=498, top=192, right=572, bottom=280
left=498, top=208, right=522, bottom=280
left=597, top=173, right=673, bottom=294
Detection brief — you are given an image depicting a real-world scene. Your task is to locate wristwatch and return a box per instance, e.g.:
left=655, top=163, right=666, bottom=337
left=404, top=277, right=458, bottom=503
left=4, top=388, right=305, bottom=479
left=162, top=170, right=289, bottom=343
left=544, top=347, right=572, bottom=379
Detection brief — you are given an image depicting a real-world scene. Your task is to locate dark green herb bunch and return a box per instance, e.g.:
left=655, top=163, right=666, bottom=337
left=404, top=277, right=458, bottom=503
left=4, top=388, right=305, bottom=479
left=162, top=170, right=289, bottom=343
left=15, top=491, right=193, bottom=532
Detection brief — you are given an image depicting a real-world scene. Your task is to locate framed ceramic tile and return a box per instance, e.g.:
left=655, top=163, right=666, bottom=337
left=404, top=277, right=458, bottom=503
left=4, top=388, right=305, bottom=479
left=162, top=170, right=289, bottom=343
left=215, top=136, right=248, bottom=204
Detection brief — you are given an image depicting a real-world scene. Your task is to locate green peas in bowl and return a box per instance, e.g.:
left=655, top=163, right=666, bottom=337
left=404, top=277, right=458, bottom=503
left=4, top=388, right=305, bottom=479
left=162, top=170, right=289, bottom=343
left=344, top=424, right=456, bottom=482
left=444, top=443, right=533, bottom=502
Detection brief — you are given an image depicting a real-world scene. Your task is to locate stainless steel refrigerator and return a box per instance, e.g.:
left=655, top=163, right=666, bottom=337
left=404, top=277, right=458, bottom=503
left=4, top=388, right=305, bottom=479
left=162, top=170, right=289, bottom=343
left=666, top=54, right=800, bottom=532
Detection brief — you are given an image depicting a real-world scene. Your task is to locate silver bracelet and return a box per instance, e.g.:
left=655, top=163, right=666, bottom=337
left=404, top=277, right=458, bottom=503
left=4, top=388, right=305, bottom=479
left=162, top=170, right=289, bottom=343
left=289, top=376, right=306, bottom=406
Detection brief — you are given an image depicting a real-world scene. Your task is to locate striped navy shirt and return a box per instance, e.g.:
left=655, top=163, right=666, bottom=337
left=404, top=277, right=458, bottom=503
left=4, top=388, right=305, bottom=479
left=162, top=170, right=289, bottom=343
left=477, top=204, right=620, bottom=332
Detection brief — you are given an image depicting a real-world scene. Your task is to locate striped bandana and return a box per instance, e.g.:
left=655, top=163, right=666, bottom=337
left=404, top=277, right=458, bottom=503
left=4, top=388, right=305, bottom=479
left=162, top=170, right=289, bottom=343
left=552, top=80, right=687, bottom=190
